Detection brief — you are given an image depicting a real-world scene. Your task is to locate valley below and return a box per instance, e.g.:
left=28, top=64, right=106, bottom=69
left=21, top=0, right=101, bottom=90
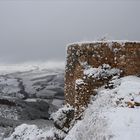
left=0, top=64, right=64, bottom=139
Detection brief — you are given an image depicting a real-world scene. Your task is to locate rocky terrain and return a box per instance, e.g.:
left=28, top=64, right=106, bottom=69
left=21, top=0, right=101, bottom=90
left=0, top=63, right=64, bottom=139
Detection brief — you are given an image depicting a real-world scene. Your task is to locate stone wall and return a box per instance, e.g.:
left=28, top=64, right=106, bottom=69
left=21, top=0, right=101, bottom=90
left=64, top=41, right=140, bottom=117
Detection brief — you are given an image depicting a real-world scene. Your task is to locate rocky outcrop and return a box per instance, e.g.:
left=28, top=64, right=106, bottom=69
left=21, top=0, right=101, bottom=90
left=64, top=41, right=140, bottom=117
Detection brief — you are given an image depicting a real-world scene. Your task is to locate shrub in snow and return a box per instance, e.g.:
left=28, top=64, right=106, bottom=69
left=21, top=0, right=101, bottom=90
left=4, top=124, right=60, bottom=140
left=51, top=105, right=75, bottom=133
left=4, top=124, right=42, bottom=140
left=105, top=76, right=120, bottom=89
left=84, top=64, right=121, bottom=80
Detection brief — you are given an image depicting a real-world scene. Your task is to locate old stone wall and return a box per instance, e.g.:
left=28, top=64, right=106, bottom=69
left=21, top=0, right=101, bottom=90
left=64, top=41, right=140, bottom=117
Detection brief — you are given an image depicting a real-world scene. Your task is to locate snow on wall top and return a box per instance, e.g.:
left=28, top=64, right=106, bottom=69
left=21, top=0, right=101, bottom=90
left=67, top=40, right=140, bottom=47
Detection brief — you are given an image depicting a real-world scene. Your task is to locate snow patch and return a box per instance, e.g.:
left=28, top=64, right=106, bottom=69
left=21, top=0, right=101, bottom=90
left=84, top=64, right=120, bottom=79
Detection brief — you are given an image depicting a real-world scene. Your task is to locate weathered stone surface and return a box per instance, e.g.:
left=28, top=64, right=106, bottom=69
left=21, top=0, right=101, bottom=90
left=64, top=41, right=140, bottom=117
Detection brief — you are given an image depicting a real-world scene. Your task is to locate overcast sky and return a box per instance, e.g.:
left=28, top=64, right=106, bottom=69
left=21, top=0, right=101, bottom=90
left=0, top=0, right=139, bottom=64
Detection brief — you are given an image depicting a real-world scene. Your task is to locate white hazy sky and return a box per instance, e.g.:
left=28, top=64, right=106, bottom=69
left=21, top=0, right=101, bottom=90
left=0, top=0, right=139, bottom=63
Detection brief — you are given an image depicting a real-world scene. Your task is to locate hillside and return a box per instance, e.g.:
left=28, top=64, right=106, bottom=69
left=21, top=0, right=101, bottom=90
left=0, top=63, right=64, bottom=139
left=4, top=75, right=140, bottom=140
left=65, top=76, right=140, bottom=140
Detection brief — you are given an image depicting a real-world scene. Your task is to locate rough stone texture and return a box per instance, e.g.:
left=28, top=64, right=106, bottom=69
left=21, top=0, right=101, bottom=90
left=64, top=41, right=140, bottom=117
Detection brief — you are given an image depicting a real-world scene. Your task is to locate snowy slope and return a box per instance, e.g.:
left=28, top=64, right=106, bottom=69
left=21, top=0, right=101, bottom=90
left=65, top=76, right=140, bottom=140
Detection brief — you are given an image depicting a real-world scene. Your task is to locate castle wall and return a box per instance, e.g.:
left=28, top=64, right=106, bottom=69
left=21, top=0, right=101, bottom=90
left=64, top=41, right=140, bottom=116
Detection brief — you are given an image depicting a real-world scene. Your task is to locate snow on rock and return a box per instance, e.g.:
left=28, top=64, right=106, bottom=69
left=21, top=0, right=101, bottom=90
left=111, top=76, right=140, bottom=108
left=4, top=124, right=54, bottom=140
left=67, top=40, right=140, bottom=47
left=84, top=64, right=121, bottom=79
left=51, top=105, right=74, bottom=133
left=64, top=76, right=140, bottom=140
left=4, top=124, right=42, bottom=140
left=4, top=122, right=67, bottom=140
left=75, top=79, right=84, bottom=85
left=75, top=79, right=85, bottom=90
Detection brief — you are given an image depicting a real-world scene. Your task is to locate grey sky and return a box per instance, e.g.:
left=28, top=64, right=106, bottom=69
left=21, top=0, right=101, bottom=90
left=0, top=0, right=140, bottom=63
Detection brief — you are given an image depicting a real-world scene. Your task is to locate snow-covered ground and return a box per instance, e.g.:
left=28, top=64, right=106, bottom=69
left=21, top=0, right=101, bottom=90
left=65, top=76, right=140, bottom=140
left=5, top=75, right=140, bottom=140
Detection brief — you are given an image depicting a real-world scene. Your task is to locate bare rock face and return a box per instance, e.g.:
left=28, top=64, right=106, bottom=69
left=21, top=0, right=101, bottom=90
left=64, top=41, right=140, bottom=117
